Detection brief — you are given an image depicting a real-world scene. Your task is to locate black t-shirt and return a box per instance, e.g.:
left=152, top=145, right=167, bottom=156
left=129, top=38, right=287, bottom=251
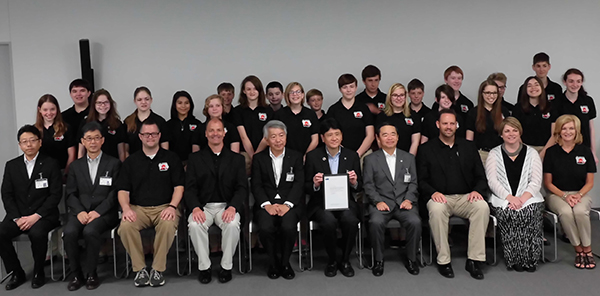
left=411, top=104, right=431, bottom=124
left=40, top=124, right=76, bottom=169
left=223, top=109, right=235, bottom=124
left=77, top=119, right=127, bottom=160
left=432, top=92, right=474, bottom=116
left=356, top=89, right=387, bottom=114
left=376, top=112, right=421, bottom=153
left=326, top=98, right=374, bottom=152
left=421, top=109, right=466, bottom=140
left=543, top=144, right=596, bottom=191
left=166, top=116, right=203, bottom=161
left=555, top=94, right=597, bottom=148
left=62, top=105, right=90, bottom=136
left=233, top=105, right=274, bottom=151
left=193, top=119, right=241, bottom=151
left=465, top=107, right=510, bottom=150
left=501, top=97, right=515, bottom=114
left=511, top=102, right=557, bottom=146
left=501, top=147, right=527, bottom=196
left=116, top=148, right=184, bottom=206
left=126, top=111, right=170, bottom=155
left=274, top=106, right=319, bottom=154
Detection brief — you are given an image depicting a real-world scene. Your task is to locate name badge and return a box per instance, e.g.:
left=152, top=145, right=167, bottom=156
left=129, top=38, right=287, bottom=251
left=108, top=129, right=116, bottom=135
left=286, top=167, right=294, bottom=182
left=542, top=112, right=551, bottom=119
left=99, top=177, right=112, bottom=186
left=403, top=168, right=411, bottom=183
left=302, top=119, right=312, bottom=127
left=405, top=118, right=414, bottom=126
left=189, top=124, right=197, bottom=131
left=54, top=135, right=64, bottom=141
left=159, top=162, right=169, bottom=171
left=35, top=173, right=48, bottom=189
left=460, top=104, right=469, bottom=112
left=576, top=156, right=586, bottom=165
left=580, top=105, right=589, bottom=114
left=548, top=94, right=555, bottom=101
left=377, top=102, right=385, bottom=110
left=353, top=111, right=363, bottom=119
left=258, top=113, right=267, bottom=121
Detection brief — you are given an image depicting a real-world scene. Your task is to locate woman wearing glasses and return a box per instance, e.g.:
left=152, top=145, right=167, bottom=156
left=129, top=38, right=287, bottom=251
left=124, top=86, right=169, bottom=158
left=375, top=83, right=420, bottom=156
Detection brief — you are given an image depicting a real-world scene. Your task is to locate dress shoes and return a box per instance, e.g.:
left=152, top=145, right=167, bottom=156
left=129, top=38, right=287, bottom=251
left=465, top=259, right=484, bottom=280
left=267, top=265, right=280, bottom=279
left=324, top=262, right=337, bottom=277
left=86, top=273, right=100, bottom=290
left=338, top=261, right=354, bottom=277
left=67, top=274, right=85, bottom=291
left=281, top=264, right=295, bottom=280
left=218, top=268, right=232, bottom=283
left=198, top=268, right=212, bottom=284
left=31, top=272, right=46, bottom=289
left=5, top=270, right=26, bottom=291
left=405, top=259, right=420, bottom=275
left=437, top=263, right=454, bottom=278
left=372, top=261, right=384, bottom=276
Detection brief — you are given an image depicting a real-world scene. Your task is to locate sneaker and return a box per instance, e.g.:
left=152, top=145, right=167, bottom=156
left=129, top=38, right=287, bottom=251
left=149, top=269, right=165, bottom=287
left=134, top=268, right=150, bottom=287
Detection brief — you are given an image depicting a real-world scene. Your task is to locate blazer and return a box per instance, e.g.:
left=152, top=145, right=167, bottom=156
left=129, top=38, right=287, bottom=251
left=1, top=153, right=62, bottom=221
left=417, top=137, right=488, bottom=201
left=251, top=148, right=304, bottom=208
left=184, top=147, right=247, bottom=212
left=363, top=148, right=418, bottom=211
left=65, top=153, right=121, bottom=218
left=304, top=146, right=361, bottom=215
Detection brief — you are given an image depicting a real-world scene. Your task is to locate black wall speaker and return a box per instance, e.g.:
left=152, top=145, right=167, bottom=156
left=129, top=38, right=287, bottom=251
left=79, top=39, right=95, bottom=91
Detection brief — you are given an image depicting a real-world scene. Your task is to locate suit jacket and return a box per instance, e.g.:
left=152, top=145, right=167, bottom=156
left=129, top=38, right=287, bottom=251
left=65, top=153, right=121, bottom=218
left=1, top=153, right=62, bottom=221
left=184, top=147, right=247, bottom=212
left=417, top=137, right=488, bottom=201
left=304, top=146, right=361, bottom=215
left=363, top=148, right=418, bottom=212
left=251, top=148, right=304, bottom=208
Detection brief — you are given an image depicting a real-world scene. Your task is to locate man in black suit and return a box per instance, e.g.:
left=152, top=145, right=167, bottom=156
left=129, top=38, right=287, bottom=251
left=305, top=118, right=360, bottom=277
left=252, top=120, right=304, bottom=280
left=0, top=125, right=62, bottom=290
left=185, top=118, right=247, bottom=284
left=417, top=109, right=489, bottom=280
left=63, top=122, right=121, bottom=291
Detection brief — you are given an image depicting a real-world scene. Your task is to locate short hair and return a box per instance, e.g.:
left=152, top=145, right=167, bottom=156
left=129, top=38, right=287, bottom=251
left=533, top=52, right=550, bottom=65
left=435, top=84, right=456, bottom=103
left=80, top=121, right=103, bottom=138
left=170, top=90, right=194, bottom=120
left=499, top=117, right=523, bottom=137
left=407, top=78, right=425, bottom=92
left=263, top=120, right=287, bottom=138
left=437, top=108, right=457, bottom=121
left=239, top=75, right=267, bottom=108
left=284, top=82, right=305, bottom=106
left=265, top=81, right=284, bottom=93
left=306, top=89, right=323, bottom=100
left=338, top=73, right=358, bottom=89
left=69, top=78, right=92, bottom=92
left=17, top=124, right=42, bottom=141
left=141, top=117, right=160, bottom=132
left=488, top=72, right=507, bottom=84
left=376, top=122, right=398, bottom=136
left=205, top=117, right=225, bottom=130
left=361, top=65, right=381, bottom=81
left=444, top=65, right=464, bottom=80
left=203, top=94, right=224, bottom=118
left=319, top=118, right=342, bottom=135
left=554, top=114, right=583, bottom=146
left=217, top=82, right=235, bottom=94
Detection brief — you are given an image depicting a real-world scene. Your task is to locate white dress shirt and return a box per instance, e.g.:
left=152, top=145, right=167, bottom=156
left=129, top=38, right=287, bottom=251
left=87, top=152, right=102, bottom=185
left=383, top=148, right=397, bottom=181
left=24, top=152, right=39, bottom=179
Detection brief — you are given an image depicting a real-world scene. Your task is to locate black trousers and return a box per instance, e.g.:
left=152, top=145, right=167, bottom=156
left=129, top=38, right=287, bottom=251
left=0, top=217, right=59, bottom=275
left=63, top=214, right=119, bottom=276
left=255, top=207, right=300, bottom=268
left=369, top=205, right=421, bottom=262
left=309, top=202, right=359, bottom=263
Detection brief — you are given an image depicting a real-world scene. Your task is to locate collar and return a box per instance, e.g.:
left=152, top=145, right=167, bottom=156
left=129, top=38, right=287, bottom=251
left=382, top=148, right=396, bottom=158
left=326, top=147, right=341, bottom=158
left=24, top=152, right=40, bottom=165
left=436, top=137, right=456, bottom=148
left=87, top=151, right=103, bottom=163
left=269, top=148, right=286, bottom=160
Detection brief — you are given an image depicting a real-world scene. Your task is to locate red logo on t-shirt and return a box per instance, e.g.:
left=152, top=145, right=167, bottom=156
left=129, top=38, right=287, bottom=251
left=548, top=94, right=555, bottom=101
left=108, top=129, right=116, bottom=135
left=54, top=135, right=64, bottom=141
left=189, top=124, right=197, bottom=131
left=377, top=103, right=385, bottom=110
left=302, top=119, right=311, bottom=127
left=542, top=113, right=551, bottom=119
left=158, top=162, right=170, bottom=171
left=576, top=156, right=586, bottom=165
left=581, top=106, right=589, bottom=114
left=354, top=111, right=363, bottom=118
left=460, top=105, right=469, bottom=112
left=405, top=118, right=414, bottom=126
left=258, top=113, right=267, bottom=121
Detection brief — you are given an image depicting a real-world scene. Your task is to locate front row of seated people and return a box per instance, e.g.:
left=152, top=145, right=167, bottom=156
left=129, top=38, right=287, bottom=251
left=0, top=111, right=596, bottom=291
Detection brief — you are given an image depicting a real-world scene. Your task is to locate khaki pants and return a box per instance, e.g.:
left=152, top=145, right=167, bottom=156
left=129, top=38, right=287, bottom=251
left=478, top=150, right=489, bottom=167
left=118, top=204, right=180, bottom=272
left=359, top=149, right=373, bottom=170
left=546, top=192, right=592, bottom=247
left=427, top=194, right=490, bottom=265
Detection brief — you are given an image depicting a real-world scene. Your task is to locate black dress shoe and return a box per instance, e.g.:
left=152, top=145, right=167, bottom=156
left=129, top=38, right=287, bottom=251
left=405, top=259, right=420, bottom=275
left=512, top=264, right=524, bottom=272
left=67, top=274, right=85, bottom=291
left=324, top=262, right=337, bottom=277
left=31, top=272, right=46, bottom=289
left=525, top=265, right=537, bottom=273
left=267, top=265, right=280, bottom=279
left=281, top=264, right=295, bottom=280
left=372, top=261, right=384, bottom=276
left=86, top=273, right=100, bottom=290
left=465, top=259, right=484, bottom=280
left=338, top=261, right=354, bottom=277
left=218, top=268, right=232, bottom=283
left=438, top=263, right=454, bottom=278
left=5, top=270, right=26, bottom=291
left=198, top=268, right=212, bottom=284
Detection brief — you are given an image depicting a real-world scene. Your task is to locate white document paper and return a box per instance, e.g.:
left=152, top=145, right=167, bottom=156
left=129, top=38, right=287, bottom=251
left=324, top=174, right=349, bottom=210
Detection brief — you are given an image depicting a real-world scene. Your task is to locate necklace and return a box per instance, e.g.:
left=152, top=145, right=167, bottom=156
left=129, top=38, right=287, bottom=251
left=502, top=143, right=522, bottom=157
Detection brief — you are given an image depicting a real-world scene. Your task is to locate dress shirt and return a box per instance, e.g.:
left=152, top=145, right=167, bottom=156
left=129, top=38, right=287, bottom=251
left=24, top=152, right=39, bottom=179
left=383, top=149, right=396, bottom=181
left=87, top=152, right=102, bottom=185
left=261, top=148, right=294, bottom=209
left=327, top=148, right=341, bottom=174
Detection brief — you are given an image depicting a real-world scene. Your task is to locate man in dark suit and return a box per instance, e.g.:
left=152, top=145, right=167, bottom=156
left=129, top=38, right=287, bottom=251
left=252, top=120, right=304, bottom=280
left=364, top=123, right=422, bottom=276
left=0, top=125, right=62, bottom=290
left=185, top=118, right=247, bottom=284
left=63, top=122, right=120, bottom=291
left=417, top=108, right=489, bottom=280
left=305, top=118, right=360, bottom=277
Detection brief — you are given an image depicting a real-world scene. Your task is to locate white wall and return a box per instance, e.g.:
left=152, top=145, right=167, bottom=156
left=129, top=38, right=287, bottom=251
left=1, top=0, right=600, bottom=202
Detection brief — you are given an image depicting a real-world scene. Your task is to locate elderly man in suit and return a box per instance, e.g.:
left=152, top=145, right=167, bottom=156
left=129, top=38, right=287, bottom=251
left=63, top=122, right=121, bottom=291
left=252, top=120, right=304, bottom=280
left=0, top=125, right=62, bottom=290
left=305, top=118, right=361, bottom=277
left=364, top=123, right=422, bottom=276
left=185, top=118, right=247, bottom=284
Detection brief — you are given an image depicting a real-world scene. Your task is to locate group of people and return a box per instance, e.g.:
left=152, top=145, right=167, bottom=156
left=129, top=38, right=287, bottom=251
left=0, top=51, right=597, bottom=291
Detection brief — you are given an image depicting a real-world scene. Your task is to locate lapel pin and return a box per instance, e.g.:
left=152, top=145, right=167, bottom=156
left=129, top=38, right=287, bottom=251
left=322, top=157, right=326, bottom=161
left=344, top=157, right=347, bottom=160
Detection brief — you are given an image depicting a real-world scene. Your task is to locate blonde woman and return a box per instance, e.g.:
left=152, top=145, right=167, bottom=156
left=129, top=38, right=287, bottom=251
left=375, top=83, right=420, bottom=155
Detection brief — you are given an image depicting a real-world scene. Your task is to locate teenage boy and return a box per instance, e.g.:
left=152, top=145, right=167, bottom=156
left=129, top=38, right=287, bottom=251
left=488, top=73, right=514, bottom=113
left=356, top=65, right=387, bottom=115
left=432, top=66, right=474, bottom=116
left=407, top=78, right=431, bottom=123
left=63, top=79, right=92, bottom=134
left=218, top=82, right=236, bottom=123
left=266, top=81, right=284, bottom=112
left=517, top=52, right=563, bottom=103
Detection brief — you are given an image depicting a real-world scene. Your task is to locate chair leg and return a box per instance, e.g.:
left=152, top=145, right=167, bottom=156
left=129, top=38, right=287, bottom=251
left=357, top=222, right=363, bottom=269
left=543, top=211, right=559, bottom=262
left=426, top=228, right=433, bottom=265
left=247, top=225, right=253, bottom=273
left=491, top=215, right=498, bottom=266
left=49, top=230, right=61, bottom=281
left=308, top=222, right=314, bottom=271
left=297, top=222, right=303, bottom=272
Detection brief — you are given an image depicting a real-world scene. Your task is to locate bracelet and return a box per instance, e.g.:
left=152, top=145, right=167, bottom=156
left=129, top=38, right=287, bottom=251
left=168, top=204, right=177, bottom=210
left=562, top=193, right=568, bottom=199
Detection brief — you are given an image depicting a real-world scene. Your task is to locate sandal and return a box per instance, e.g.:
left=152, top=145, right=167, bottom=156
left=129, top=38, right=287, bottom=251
left=574, top=252, right=585, bottom=269
left=583, top=251, right=596, bottom=269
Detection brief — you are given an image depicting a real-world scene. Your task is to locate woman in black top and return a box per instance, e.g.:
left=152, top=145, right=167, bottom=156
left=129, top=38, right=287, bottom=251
left=35, top=94, right=76, bottom=174
left=123, top=86, right=169, bottom=157
left=421, top=84, right=466, bottom=143
left=78, top=89, right=127, bottom=161
left=376, top=83, right=421, bottom=155
left=193, top=94, right=240, bottom=153
left=166, top=90, right=202, bottom=164
left=544, top=115, right=596, bottom=269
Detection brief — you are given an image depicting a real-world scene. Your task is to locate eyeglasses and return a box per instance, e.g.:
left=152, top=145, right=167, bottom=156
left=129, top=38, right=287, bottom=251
left=391, top=94, right=405, bottom=99
left=83, top=136, right=103, bottom=142
left=289, top=90, right=303, bottom=95
left=95, top=101, right=110, bottom=106
left=497, top=86, right=506, bottom=90
left=19, top=138, right=40, bottom=145
left=482, top=92, right=498, bottom=96
left=139, top=132, right=160, bottom=138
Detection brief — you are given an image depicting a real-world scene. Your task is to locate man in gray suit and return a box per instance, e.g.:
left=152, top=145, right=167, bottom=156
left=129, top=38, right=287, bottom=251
left=63, top=122, right=121, bottom=291
left=364, top=123, right=421, bottom=276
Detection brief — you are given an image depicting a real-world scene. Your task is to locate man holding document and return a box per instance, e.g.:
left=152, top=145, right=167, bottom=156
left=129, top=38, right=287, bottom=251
left=305, top=118, right=361, bottom=278
left=364, top=123, right=422, bottom=276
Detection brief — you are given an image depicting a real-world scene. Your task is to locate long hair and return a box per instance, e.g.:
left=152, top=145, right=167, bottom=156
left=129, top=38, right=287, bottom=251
left=35, top=94, right=67, bottom=137
left=87, top=88, right=121, bottom=129
left=238, top=75, right=266, bottom=108
left=518, top=76, right=549, bottom=114
left=170, top=90, right=194, bottom=120
left=475, top=79, right=503, bottom=133
left=125, top=86, right=152, bottom=133
left=563, top=68, right=588, bottom=96
left=384, top=83, right=411, bottom=117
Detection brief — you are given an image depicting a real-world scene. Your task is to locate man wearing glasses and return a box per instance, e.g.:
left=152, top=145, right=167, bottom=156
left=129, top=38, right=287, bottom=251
left=63, top=122, right=121, bottom=291
left=116, top=118, right=184, bottom=287
left=0, top=125, right=62, bottom=290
